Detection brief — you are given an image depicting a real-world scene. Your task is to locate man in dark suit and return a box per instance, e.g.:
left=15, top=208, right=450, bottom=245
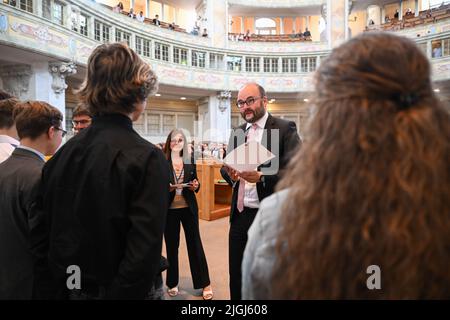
left=153, top=14, right=161, bottom=26
left=221, top=83, right=301, bottom=300
left=0, top=101, right=64, bottom=299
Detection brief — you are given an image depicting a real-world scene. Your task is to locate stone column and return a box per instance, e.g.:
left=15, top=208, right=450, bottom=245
left=197, top=91, right=232, bottom=143
left=205, top=0, right=227, bottom=48
left=28, top=62, right=76, bottom=128
left=327, top=0, right=348, bottom=48
left=367, top=5, right=382, bottom=25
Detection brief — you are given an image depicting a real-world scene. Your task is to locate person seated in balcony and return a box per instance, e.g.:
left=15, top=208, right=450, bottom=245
left=169, top=22, right=176, bottom=30
left=289, top=30, right=297, bottom=39
left=136, top=11, right=145, bottom=23
left=303, top=27, right=311, bottom=38
left=296, top=29, right=305, bottom=39
left=238, top=33, right=244, bottom=41
left=153, top=14, right=161, bottom=26
left=405, top=8, right=414, bottom=17
left=433, top=43, right=442, bottom=58
left=128, top=8, right=136, bottom=19
left=394, top=9, right=399, bottom=19
left=202, top=28, right=208, bottom=37
left=190, top=27, right=199, bottom=36
left=243, top=29, right=251, bottom=41
left=113, top=2, right=123, bottom=13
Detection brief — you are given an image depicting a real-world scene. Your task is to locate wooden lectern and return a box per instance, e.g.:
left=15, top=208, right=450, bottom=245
left=195, top=159, right=232, bottom=221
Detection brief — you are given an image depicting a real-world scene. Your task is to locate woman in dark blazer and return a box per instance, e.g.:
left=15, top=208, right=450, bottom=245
left=163, top=129, right=213, bottom=300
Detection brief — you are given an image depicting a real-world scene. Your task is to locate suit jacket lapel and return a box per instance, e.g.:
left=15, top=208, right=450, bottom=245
left=262, top=113, right=274, bottom=152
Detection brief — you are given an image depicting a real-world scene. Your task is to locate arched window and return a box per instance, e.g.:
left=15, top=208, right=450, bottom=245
left=255, top=18, right=276, bottom=35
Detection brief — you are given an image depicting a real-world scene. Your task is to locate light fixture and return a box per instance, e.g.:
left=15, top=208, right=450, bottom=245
left=270, top=99, right=276, bottom=103
left=155, top=93, right=161, bottom=97
left=434, top=88, right=440, bottom=93
left=180, top=97, right=186, bottom=100
left=303, top=98, right=309, bottom=102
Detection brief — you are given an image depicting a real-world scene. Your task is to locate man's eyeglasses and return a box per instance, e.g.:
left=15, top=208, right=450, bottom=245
left=236, top=96, right=262, bottom=109
left=54, top=127, right=67, bottom=137
left=72, top=119, right=92, bottom=126
left=171, top=138, right=184, bottom=144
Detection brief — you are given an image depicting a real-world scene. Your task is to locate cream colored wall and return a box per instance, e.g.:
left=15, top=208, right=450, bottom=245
left=402, top=0, right=416, bottom=14
left=275, top=17, right=281, bottom=34
left=101, top=0, right=118, bottom=8
left=349, top=10, right=367, bottom=37
left=176, top=8, right=190, bottom=30
left=309, top=15, right=320, bottom=41
left=283, top=17, right=294, bottom=34
left=419, top=0, right=426, bottom=10
left=134, top=0, right=146, bottom=15
left=149, top=0, right=162, bottom=18
left=164, top=4, right=176, bottom=22
left=385, top=3, right=399, bottom=20
left=295, top=17, right=301, bottom=32
left=244, top=17, right=255, bottom=33
left=231, top=16, right=242, bottom=33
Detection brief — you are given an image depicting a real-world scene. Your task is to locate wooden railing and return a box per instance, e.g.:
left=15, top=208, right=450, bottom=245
left=228, top=33, right=312, bottom=42
left=99, top=3, right=188, bottom=34
left=367, top=4, right=450, bottom=32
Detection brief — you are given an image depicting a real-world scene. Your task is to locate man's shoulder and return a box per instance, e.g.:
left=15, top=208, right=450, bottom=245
left=0, top=153, right=43, bottom=181
left=269, top=114, right=297, bottom=129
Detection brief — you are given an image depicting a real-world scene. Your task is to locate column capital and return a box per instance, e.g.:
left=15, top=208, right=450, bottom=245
left=49, top=61, right=77, bottom=95
left=217, top=91, right=232, bottom=113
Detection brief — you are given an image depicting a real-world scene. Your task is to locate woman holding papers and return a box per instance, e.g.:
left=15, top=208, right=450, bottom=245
left=162, top=129, right=213, bottom=300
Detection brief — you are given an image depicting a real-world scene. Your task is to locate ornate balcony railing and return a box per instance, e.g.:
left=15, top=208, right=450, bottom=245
left=1, top=0, right=450, bottom=92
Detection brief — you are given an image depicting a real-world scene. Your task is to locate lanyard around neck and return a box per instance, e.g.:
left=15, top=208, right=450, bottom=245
left=173, top=165, right=184, bottom=183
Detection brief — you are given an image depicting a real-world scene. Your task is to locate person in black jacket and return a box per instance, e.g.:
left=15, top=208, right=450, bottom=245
left=220, top=83, right=301, bottom=300
left=0, top=100, right=63, bottom=299
left=35, top=43, right=169, bottom=300
left=162, top=129, right=213, bottom=300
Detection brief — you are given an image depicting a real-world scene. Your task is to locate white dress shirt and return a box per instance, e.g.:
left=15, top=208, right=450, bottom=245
left=243, top=112, right=269, bottom=209
left=0, top=135, right=19, bottom=164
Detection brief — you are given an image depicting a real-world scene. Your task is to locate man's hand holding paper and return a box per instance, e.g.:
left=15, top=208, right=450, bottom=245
left=223, top=140, right=275, bottom=183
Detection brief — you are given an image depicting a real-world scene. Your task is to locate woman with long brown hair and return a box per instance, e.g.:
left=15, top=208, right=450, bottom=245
left=242, top=32, right=450, bottom=299
left=163, top=129, right=213, bottom=299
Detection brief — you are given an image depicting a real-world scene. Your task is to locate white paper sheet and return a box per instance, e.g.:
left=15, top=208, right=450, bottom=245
left=223, top=140, right=275, bottom=172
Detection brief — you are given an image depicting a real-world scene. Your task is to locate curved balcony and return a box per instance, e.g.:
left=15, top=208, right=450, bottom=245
left=1, top=0, right=450, bottom=94
left=227, top=0, right=324, bottom=8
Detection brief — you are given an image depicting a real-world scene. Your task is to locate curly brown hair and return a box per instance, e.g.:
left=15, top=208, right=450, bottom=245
left=271, top=33, right=450, bottom=299
left=76, top=42, right=158, bottom=116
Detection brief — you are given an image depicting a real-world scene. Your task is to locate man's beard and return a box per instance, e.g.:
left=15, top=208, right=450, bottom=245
left=240, top=102, right=266, bottom=123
